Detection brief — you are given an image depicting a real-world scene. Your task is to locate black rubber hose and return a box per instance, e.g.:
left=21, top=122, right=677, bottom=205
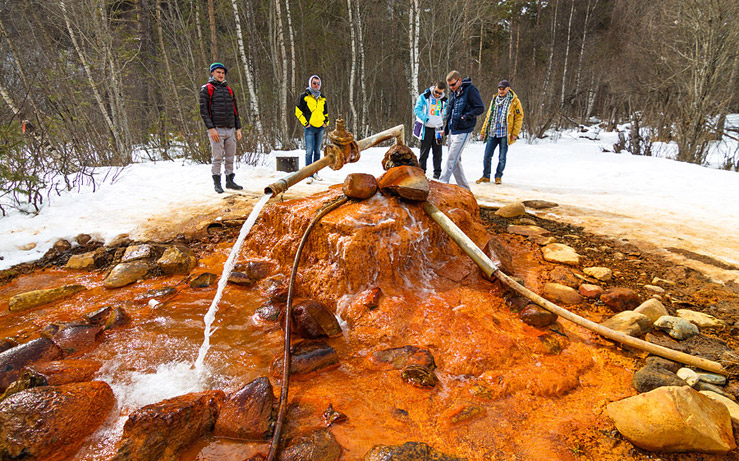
left=267, top=195, right=350, bottom=461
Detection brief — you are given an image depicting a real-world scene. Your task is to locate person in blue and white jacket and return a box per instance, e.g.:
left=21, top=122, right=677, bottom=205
left=413, top=82, right=447, bottom=179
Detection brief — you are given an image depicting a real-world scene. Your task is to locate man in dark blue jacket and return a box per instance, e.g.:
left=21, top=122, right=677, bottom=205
left=200, top=62, right=243, bottom=193
left=440, top=70, right=485, bottom=190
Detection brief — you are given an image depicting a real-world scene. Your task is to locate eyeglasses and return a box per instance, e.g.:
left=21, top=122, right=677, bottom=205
left=498, top=87, right=505, bottom=90
left=433, top=91, right=443, bottom=97
left=311, top=81, right=320, bottom=86
left=448, top=79, right=459, bottom=87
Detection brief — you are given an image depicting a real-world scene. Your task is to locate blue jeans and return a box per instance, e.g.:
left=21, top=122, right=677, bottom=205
left=483, top=136, right=508, bottom=179
left=304, top=126, right=324, bottom=166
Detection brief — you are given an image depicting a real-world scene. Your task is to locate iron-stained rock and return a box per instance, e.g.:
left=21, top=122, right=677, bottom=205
left=601, top=288, right=640, bottom=312
left=114, top=390, right=225, bottom=461
left=0, top=381, right=115, bottom=460
left=542, top=283, right=583, bottom=305
left=364, top=441, right=465, bottom=461
left=377, top=166, right=430, bottom=202
left=255, top=304, right=281, bottom=323
left=0, top=338, right=62, bottom=391
left=322, top=403, right=347, bottom=427
left=1, top=359, right=102, bottom=400
left=446, top=404, right=486, bottom=424
left=85, top=306, right=112, bottom=325
left=401, top=365, right=438, bottom=388
left=134, top=287, right=176, bottom=302
left=381, top=144, right=420, bottom=170
left=8, top=284, right=86, bottom=312
left=278, top=428, right=342, bottom=461
left=371, top=346, right=436, bottom=371
left=237, top=261, right=273, bottom=281
left=583, top=266, right=612, bottom=281
left=343, top=173, right=378, bottom=200
left=214, top=377, right=274, bottom=440
left=494, top=202, right=526, bottom=218
left=104, top=261, right=150, bottom=288
left=579, top=283, right=603, bottom=298
left=271, top=340, right=339, bottom=377
left=190, top=272, right=217, bottom=288
left=51, top=324, right=104, bottom=357
left=520, top=304, right=558, bottom=328
left=228, top=271, right=255, bottom=286
left=157, top=245, right=198, bottom=275
left=122, top=244, right=155, bottom=262
left=287, top=300, right=342, bottom=339
left=66, top=248, right=104, bottom=270
left=104, top=307, right=131, bottom=330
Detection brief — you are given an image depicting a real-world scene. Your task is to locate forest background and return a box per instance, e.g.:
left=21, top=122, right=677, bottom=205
left=1, top=0, right=737, bottom=214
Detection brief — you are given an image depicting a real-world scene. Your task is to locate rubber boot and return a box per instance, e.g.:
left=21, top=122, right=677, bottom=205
left=225, top=173, right=243, bottom=190
left=212, top=174, right=224, bottom=193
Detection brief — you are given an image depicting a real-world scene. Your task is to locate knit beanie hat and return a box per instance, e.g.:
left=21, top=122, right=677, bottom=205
left=210, top=62, right=227, bottom=74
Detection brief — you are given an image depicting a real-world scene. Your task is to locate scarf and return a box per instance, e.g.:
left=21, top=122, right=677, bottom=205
left=307, top=74, right=321, bottom=98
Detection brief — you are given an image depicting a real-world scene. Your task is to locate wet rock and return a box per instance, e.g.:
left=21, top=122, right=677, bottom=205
left=104, top=307, right=131, bottom=330
left=697, top=372, right=727, bottom=386
left=601, top=288, right=640, bottom=313
left=364, top=441, right=464, bottom=461
left=506, top=224, right=550, bottom=237
left=189, top=272, right=217, bottom=288
left=85, top=305, right=112, bottom=325
left=228, top=271, right=255, bottom=286
left=0, top=381, right=115, bottom=460
left=601, top=311, right=652, bottom=337
left=255, top=304, right=281, bottom=323
left=8, top=284, right=86, bottom=312
left=401, top=365, right=438, bottom=388
left=344, top=287, right=383, bottom=322
left=2, top=359, right=102, bottom=400
left=645, top=356, right=681, bottom=373
left=286, top=300, right=342, bottom=339
left=134, top=287, right=176, bottom=303
left=381, top=144, right=420, bottom=170
left=279, top=428, right=342, bottom=461
left=104, top=261, right=150, bottom=288
left=549, top=266, right=579, bottom=288
left=484, top=237, right=515, bottom=277
left=0, top=338, right=62, bottom=391
left=654, top=315, right=699, bottom=340
left=579, top=283, right=603, bottom=298
left=114, top=390, right=225, bottom=461
left=504, top=294, right=530, bottom=313
left=494, top=202, right=526, bottom=218
left=377, top=165, right=429, bottom=202
left=677, top=367, right=700, bottom=387
left=239, top=261, right=272, bottom=281
left=541, top=243, right=581, bottom=266
left=676, top=309, right=725, bottom=329
left=263, top=276, right=289, bottom=304
left=371, top=346, right=436, bottom=370
left=51, top=323, right=104, bottom=357
left=343, top=173, right=378, bottom=200
left=445, top=404, right=486, bottom=424
left=520, top=304, right=558, bottom=328
left=542, top=283, right=583, bottom=305
left=607, top=386, right=736, bottom=453
left=522, top=200, right=558, bottom=210
left=66, top=248, right=104, bottom=270
left=271, top=340, right=339, bottom=377
left=322, top=403, right=347, bottom=427
left=157, top=244, right=198, bottom=276
left=122, top=244, right=155, bottom=262
left=634, top=298, right=669, bottom=323
left=0, top=339, right=17, bottom=354
left=583, top=266, right=612, bottom=281
left=214, top=377, right=274, bottom=440
left=700, top=391, right=739, bottom=424
left=632, top=365, right=685, bottom=393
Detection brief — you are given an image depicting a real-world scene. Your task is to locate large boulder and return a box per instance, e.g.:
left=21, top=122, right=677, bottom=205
left=8, top=285, right=86, bottom=312
left=0, top=381, right=115, bottom=460
left=607, top=386, right=735, bottom=453
left=213, top=377, right=274, bottom=440
left=114, top=390, right=224, bottom=461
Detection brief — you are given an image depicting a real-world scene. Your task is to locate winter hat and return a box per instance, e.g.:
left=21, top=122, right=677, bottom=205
left=210, top=62, right=227, bottom=74
left=497, top=79, right=510, bottom=89
left=308, top=75, right=321, bottom=97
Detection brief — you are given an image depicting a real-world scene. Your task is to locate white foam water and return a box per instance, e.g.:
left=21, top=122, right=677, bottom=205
left=194, top=193, right=271, bottom=370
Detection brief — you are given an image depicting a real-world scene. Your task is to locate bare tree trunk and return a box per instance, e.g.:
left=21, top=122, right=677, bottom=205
left=513, top=24, right=520, bottom=81
left=208, top=0, right=217, bottom=60
left=538, top=0, right=558, bottom=123
left=478, top=21, right=484, bottom=77
left=231, top=0, right=264, bottom=137
left=284, top=0, right=297, bottom=93
left=194, top=0, right=207, bottom=69
left=0, top=82, right=22, bottom=120
left=355, top=0, right=368, bottom=136
left=560, top=0, right=575, bottom=111
left=156, top=0, right=186, bottom=136
left=0, top=18, right=43, bottom=129
left=585, top=72, right=598, bottom=120
left=408, top=0, right=420, bottom=109
left=346, top=0, right=359, bottom=133
left=575, top=0, right=597, bottom=104
left=59, top=0, right=124, bottom=157
left=274, top=0, right=289, bottom=144
left=508, top=13, right=514, bottom=66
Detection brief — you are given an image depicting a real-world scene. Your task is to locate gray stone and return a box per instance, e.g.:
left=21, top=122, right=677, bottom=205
left=542, top=243, right=581, bottom=266
left=697, top=373, right=727, bottom=386
left=601, top=311, right=652, bottom=337
left=634, top=299, right=669, bottom=324
left=654, top=315, right=700, bottom=340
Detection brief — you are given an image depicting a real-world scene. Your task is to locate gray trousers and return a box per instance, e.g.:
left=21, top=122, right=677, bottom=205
left=439, top=132, right=471, bottom=190
left=209, top=127, right=236, bottom=175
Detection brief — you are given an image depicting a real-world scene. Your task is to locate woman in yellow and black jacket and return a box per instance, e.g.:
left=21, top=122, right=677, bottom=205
left=295, top=75, right=329, bottom=180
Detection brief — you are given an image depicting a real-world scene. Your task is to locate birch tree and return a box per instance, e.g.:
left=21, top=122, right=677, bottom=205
left=407, top=0, right=420, bottom=109
left=346, top=0, right=359, bottom=134
left=231, top=0, right=264, bottom=138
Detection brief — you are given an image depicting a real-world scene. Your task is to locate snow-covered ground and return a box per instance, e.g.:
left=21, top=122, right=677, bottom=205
left=1, top=124, right=737, bottom=282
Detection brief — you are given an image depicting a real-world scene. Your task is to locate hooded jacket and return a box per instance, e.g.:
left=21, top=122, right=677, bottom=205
left=413, top=86, right=448, bottom=139
left=480, top=89, right=524, bottom=144
left=199, top=78, right=241, bottom=130
left=295, top=90, right=329, bottom=128
left=443, top=78, right=485, bottom=135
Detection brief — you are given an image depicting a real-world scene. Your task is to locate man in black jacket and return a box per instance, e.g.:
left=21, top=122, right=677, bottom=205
left=200, top=62, right=243, bottom=193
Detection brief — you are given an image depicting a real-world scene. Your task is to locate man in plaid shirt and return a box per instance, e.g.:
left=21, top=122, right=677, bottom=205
left=477, top=79, right=524, bottom=185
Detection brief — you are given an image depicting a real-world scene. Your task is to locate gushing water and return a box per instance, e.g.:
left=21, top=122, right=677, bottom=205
left=194, top=193, right=272, bottom=370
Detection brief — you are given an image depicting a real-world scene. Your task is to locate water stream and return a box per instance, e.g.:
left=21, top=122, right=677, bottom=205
left=194, top=193, right=272, bottom=370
